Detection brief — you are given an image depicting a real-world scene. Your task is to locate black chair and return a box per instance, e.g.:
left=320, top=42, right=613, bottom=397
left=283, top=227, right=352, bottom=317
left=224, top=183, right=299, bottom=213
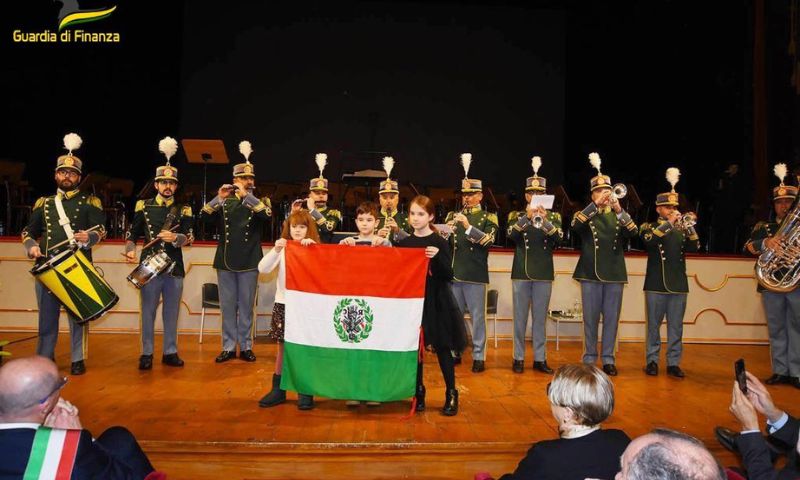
left=200, top=283, right=220, bottom=344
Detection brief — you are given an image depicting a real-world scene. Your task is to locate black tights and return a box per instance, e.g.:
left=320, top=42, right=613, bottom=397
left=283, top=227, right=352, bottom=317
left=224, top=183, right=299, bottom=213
left=417, top=349, right=456, bottom=391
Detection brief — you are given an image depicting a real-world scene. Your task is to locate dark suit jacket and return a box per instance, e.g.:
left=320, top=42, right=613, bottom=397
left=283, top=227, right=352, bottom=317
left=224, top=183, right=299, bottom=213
left=737, top=415, right=800, bottom=480
left=0, top=427, right=137, bottom=480
left=499, top=428, right=631, bottom=480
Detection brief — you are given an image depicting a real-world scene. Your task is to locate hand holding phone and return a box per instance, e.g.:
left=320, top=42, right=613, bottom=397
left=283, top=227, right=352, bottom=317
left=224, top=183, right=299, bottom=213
left=734, top=358, right=747, bottom=394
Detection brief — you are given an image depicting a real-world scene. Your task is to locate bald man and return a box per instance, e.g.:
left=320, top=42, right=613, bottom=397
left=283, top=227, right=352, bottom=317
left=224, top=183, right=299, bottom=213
left=0, top=356, right=156, bottom=479
left=616, top=429, right=726, bottom=480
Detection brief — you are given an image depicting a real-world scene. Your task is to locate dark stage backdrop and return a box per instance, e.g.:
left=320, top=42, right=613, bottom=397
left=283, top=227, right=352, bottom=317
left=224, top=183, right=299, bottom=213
left=177, top=2, right=566, bottom=196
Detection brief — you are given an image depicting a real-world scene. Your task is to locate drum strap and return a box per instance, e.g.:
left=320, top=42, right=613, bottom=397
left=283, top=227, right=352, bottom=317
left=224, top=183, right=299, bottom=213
left=54, top=195, right=75, bottom=243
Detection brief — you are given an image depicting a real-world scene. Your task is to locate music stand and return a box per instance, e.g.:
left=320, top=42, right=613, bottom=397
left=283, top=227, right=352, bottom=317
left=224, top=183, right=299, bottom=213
left=78, top=173, right=110, bottom=197
left=182, top=139, right=229, bottom=205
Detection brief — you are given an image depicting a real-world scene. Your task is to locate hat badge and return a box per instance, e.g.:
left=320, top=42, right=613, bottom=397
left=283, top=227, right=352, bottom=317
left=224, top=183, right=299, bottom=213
left=532, top=179, right=540, bottom=188
left=668, top=193, right=677, bottom=203
left=597, top=177, right=605, bottom=185
left=779, top=187, right=787, bottom=196
left=317, top=179, right=325, bottom=189
left=164, top=168, right=173, bottom=177
left=63, top=157, right=74, bottom=167
left=244, top=165, right=252, bottom=174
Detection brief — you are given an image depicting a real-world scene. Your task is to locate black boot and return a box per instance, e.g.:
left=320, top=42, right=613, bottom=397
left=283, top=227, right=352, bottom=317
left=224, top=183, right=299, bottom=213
left=297, top=394, right=315, bottom=410
left=441, top=388, right=458, bottom=416
left=415, top=384, right=426, bottom=412
left=258, top=374, right=286, bottom=408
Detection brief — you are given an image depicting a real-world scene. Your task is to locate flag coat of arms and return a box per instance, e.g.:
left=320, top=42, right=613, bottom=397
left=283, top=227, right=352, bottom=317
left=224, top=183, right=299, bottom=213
left=281, top=243, right=429, bottom=402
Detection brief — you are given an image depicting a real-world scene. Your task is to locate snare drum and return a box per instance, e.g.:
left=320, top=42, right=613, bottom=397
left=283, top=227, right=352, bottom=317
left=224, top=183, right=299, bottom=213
left=126, top=250, right=174, bottom=289
left=30, top=248, right=119, bottom=324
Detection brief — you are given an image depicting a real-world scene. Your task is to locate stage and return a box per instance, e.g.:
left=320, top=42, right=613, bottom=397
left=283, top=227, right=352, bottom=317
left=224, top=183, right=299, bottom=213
left=2, top=333, right=794, bottom=479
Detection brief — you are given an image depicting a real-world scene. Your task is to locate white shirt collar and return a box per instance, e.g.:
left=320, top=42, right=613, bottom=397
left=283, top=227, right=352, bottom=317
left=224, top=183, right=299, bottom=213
left=0, top=422, right=40, bottom=430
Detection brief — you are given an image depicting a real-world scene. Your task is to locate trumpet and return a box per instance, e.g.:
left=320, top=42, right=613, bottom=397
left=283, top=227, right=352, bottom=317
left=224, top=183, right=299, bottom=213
left=611, top=183, right=627, bottom=200
left=676, top=212, right=697, bottom=230
left=532, top=214, right=544, bottom=229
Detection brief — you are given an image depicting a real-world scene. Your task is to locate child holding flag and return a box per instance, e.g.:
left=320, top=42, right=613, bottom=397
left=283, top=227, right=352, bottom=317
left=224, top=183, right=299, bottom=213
left=340, top=201, right=390, bottom=407
left=339, top=201, right=391, bottom=247
left=257, top=210, right=320, bottom=410
left=396, top=195, right=467, bottom=416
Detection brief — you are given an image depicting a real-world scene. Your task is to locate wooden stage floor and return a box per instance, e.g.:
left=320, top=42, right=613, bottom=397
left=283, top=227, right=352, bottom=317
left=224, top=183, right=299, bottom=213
left=2, top=332, right=795, bottom=479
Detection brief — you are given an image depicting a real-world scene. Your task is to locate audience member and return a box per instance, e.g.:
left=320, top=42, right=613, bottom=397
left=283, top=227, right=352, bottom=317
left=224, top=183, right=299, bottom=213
left=0, top=356, right=158, bottom=479
left=616, top=428, right=726, bottom=480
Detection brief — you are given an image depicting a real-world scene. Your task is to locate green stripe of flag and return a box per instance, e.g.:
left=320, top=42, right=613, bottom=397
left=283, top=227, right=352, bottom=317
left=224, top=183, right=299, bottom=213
left=23, top=427, right=51, bottom=480
left=281, top=343, right=417, bottom=402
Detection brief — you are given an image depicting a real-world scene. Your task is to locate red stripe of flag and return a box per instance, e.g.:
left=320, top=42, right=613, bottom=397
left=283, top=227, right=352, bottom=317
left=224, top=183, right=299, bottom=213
left=285, top=242, right=428, bottom=298
left=55, top=430, right=80, bottom=479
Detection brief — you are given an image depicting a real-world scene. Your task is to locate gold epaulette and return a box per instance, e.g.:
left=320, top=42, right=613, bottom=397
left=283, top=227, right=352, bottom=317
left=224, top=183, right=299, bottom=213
left=329, top=209, right=342, bottom=220
left=135, top=200, right=145, bottom=213
left=87, top=195, right=103, bottom=209
left=181, top=205, right=193, bottom=217
left=33, top=197, right=47, bottom=210
left=486, top=212, right=498, bottom=226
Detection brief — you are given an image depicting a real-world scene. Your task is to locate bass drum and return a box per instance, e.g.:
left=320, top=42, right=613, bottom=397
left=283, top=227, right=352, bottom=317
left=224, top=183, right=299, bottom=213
left=31, top=248, right=119, bottom=324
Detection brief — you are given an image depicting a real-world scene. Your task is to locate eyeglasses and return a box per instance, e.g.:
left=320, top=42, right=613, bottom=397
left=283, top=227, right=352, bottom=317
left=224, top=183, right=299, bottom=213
left=38, top=376, right=68, bottom=404
left=56, top=170, right=79, bottom=178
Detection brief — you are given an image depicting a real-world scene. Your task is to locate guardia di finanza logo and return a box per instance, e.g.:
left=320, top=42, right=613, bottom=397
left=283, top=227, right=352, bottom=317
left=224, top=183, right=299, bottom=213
left=333, top=298, right=374, bottom=343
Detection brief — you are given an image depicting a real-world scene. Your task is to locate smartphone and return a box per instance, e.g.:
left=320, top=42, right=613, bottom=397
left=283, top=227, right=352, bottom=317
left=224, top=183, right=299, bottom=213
left=734, top=358, right=747, bottom=394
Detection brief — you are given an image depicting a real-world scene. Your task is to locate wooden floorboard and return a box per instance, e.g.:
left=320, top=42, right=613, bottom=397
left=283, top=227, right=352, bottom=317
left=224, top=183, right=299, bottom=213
left=1, top=332, right=794, bottom=479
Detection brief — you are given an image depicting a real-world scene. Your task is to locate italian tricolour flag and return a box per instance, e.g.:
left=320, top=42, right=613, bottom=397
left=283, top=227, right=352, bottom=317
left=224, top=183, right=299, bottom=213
left=281, top=242, right=429, bottom=402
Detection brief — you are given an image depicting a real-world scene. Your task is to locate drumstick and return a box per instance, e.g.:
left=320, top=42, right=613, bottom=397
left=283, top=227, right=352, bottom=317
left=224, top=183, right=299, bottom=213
left=46, top=225, right=103, bottom=252
left=141, top=224, right=180, bottom=250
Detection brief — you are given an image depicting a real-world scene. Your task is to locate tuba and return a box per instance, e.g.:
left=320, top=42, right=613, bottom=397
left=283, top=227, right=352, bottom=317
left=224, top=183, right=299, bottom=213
left=755, top=201, right=800, bottom=292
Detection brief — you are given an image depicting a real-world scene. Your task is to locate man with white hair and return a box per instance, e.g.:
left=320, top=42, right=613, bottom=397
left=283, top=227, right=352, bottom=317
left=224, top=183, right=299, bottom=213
left=616, top=428, right=726, bottom=480
left=0, top=356, right=156, bottom=479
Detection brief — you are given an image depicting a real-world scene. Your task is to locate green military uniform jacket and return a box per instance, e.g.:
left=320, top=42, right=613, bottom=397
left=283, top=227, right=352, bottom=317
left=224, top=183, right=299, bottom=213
left=375, top=209, right=412, bottom=244
left=310, top=205, right=342, bottom=244
left=744, top=219, right=787, bottom=293
left=507, top=210, right=563, bottom=281
left=200, top=192, right=271, bottom=272
left=640, top=218, right=700, bottom=293
left=21, top=189, right=106, bottom=261
left=124, top=195, right=195, bottom=277
left=571, top=202, right=637, bottom=283
left=445, top=205, right=499, bottom=284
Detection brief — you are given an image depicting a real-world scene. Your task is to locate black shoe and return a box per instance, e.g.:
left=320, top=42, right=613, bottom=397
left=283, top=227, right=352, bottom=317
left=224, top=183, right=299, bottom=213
left=644, top=361, right=658, bottom=376
left=215, top=350, right=236, bottom=363
left=138, top=355, right=153, bottom=370
left=70, top=360, right=86, bottom=376
left=512, top=360, right=524, bottom=374
left=602, top=364, right=618, bottom=376
left=161, top=353, right=184, bottom=367
left=666, top=365, right=685, bottom=378
left=297, top=394, right=315, bottom=410
left=442, top=388, right=459, bottom=416
left=453, top=353, right=462, bottom=365
left=415, top=385, right=426, bottom=412
left=259, top=374, right=287, bottom=407
left=533, top=361, right=554, bottom=374
left=764, top=374, right=790, bottom=385
left=790, top=377, right=800, bottom=389
left=471, top=360, right=485, bottom=373
left=239, top=350, right=256, bottom=362
left=715, top=426, right=738, bottom=453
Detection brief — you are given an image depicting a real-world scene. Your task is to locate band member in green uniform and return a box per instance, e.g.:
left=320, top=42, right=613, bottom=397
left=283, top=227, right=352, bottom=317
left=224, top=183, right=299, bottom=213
left=571, top=152, right=637, bottom=376
left=21, top=133, right=106, bottom=376
left=305, top=153, right=341, bottom=244
left=744, top=163, right=800, bottom=388
left=507, top=156, right=562, bottom=374
left=375, top=156, right=411, bottom=243
left=445, top=153, right=498, bottom=373
left=640, top=168, right=700, bottom=378
left=200, top=141, right=271, bottom=363
left=124, top=137, right=195, bottom=370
